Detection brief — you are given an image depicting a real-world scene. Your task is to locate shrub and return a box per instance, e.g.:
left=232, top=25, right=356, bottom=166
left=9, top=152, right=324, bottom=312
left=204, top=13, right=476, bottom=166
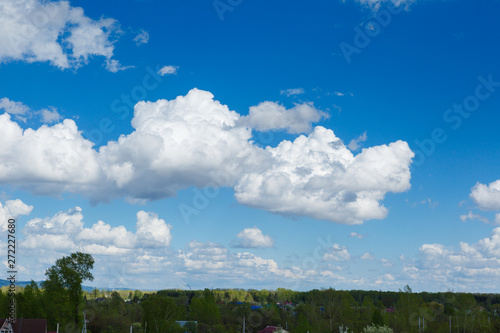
left=362, top=324, right=394, bottom=333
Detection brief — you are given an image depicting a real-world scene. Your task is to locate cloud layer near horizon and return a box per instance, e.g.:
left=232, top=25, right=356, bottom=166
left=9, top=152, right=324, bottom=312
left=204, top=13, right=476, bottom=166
left=6, top=198, right=499, bottom=292
left=0, top=88, right=413, bottom=224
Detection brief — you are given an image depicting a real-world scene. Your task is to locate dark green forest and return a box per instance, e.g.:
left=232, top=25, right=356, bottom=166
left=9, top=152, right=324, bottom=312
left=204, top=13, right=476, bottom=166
left=2, top=283, right=500, bottom=333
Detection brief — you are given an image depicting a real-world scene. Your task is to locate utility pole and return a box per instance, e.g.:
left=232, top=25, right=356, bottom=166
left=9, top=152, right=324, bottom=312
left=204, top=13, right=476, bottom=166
left=81, top=311, right=88, bottom=333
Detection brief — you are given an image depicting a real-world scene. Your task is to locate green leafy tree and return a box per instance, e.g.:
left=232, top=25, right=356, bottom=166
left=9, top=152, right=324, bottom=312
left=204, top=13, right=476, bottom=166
left=189, top=289, right=222, bottom=326
left=322, top=288, right=342, bottom=332
left=19, top=281, right=45, bottom=319
left=141, top=294, right=185, bottom=333
left=294, top=313, right=313, bottom=332
left=43, top=252, right=94, bottom=326
left=372, top=308, right=384, bottom=326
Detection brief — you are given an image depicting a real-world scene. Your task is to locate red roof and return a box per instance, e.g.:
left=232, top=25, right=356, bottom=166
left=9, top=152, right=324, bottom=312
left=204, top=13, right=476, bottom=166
left=258, top=326, right=279, bottom=333
left=0, top=319, right=47, bottom=333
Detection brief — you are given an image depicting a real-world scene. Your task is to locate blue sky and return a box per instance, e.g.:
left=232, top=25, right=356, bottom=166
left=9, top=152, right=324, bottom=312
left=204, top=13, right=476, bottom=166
left=1, top=0, right=500, bottom=292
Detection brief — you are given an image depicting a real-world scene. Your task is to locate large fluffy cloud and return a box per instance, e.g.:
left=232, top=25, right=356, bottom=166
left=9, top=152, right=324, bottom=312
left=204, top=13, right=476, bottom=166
left=23, top=207, right=172, bottom=255
left=0, top=88, right=413, bottom=223
left=0, top=114, right=101, bottom=194
left=98, top=88, right=267, bottom=201
left=0, top=89, right=265, bottom=201
left=0, top=0, right=122, bottom=70
left=234, top=126, right=414, bottom=224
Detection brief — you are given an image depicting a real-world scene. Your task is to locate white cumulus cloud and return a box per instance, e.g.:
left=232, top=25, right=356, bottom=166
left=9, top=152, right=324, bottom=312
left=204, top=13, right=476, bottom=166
left=135, top=211, right=172, bottom=248
left=235, top=126, right=414, bottom=224
left=23, top=206, right=172, bottom=253
left=470, top=180, right=500, bottom=211
left=97, top=88, right=266, bottom=201
left=0, top=199, right=33, bottom=231
left=0, top=89, right=413, bottom=224
left=361, top=252, right=375, bottom=260
left=0, top=113, right=101, bottom=195
left=232, top=227, right=274, bottom=248
left=0, top=0, right=122, bottom=70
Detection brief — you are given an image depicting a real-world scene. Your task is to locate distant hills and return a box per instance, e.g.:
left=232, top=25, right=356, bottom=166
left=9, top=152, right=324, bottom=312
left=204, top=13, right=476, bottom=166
left=0, top=279, right=136, bottom=292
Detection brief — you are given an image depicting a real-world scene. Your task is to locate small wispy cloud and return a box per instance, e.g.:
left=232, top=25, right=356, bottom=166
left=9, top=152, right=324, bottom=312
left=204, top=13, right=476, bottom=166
left=350, top=232, right=363, bottom=239
left=158, top=65, right=179, bottom=76
left=332, top=104, right=342, bottom=114
left=0, top=97, right=63, bottom=124
left=361, top=252, right=375, bottom=260
left=280, top=88, right=305, bottom=97
left=323, top=244, right=351, bottom=261
left=350, top=0, right=414, bottom=12
left=133, top=30, right=150, bottom=46
left=40, top=108, right=62, bottom=124
left=0, top=97, right=30, bottom=116
left=347, top=132, right=367, bottom=151
left=460, top=211, right=498, bottom=225
left=105, top=59, right=134, bottom=73
left=327, top=91, right=353, bottom=97
left=381, top=258, right=394, bottom=267
left=406, top=198, right=439, bottom=209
